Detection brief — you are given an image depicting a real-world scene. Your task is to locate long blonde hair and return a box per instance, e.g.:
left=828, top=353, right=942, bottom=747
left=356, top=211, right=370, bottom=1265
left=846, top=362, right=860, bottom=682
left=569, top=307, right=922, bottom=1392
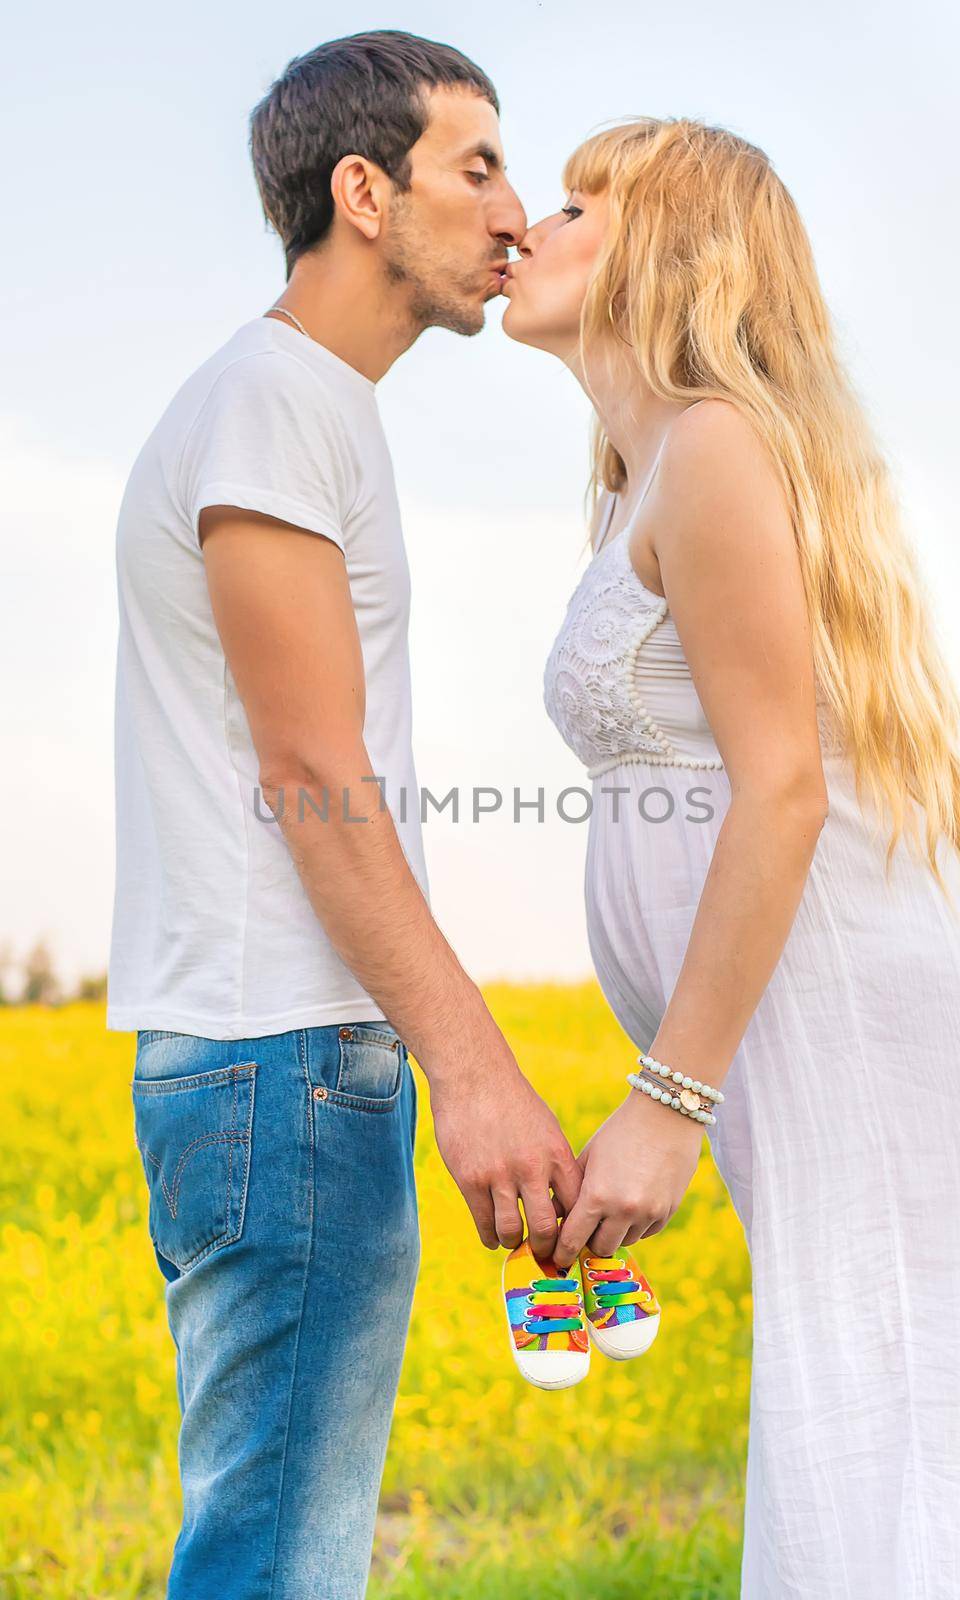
left=564, top=117, right=960, bottom=896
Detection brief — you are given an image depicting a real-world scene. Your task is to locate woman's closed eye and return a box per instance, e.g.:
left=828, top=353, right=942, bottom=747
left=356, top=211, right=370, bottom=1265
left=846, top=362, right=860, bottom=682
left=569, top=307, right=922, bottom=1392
left=561, top=202, right=583, bottom=221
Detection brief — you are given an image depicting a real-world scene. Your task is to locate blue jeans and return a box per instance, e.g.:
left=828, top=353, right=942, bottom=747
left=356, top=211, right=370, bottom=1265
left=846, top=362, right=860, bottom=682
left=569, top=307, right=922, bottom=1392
left=131, top=1020, right=420, bottom=1599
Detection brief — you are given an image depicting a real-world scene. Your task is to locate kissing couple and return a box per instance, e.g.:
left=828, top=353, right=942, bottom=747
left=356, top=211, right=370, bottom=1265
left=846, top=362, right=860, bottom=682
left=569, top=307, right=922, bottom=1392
left=110, top=27, right=960, bottom=1600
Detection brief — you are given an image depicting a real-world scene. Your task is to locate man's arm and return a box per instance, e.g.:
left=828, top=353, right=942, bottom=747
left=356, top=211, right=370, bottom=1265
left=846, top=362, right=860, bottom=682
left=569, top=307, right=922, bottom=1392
left=200, top=505, right=581, bottom=1256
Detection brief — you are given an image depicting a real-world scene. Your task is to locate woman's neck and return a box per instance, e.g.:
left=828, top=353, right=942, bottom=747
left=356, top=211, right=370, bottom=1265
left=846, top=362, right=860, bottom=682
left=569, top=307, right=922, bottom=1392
left=569, top=351, right=691, bottom=496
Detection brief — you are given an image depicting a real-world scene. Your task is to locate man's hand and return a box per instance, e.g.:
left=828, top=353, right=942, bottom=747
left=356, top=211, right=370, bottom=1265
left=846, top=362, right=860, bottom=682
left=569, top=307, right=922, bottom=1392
left=552, top=1089, right=702, bottom=1271
left=200, top=506, right=583, bottom=1256
left=429, top=1058, right=583, bottom=1261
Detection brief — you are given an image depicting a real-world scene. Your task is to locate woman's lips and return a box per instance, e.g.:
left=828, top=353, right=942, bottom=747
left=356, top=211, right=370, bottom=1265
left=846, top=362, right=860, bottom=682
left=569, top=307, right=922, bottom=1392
left=485, top=261, right=516, bottom=296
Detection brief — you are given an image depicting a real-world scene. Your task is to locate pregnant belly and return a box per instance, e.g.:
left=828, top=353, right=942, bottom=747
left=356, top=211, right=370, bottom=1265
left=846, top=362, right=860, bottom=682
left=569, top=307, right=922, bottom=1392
left=583, top=763, right=731, bottom=1047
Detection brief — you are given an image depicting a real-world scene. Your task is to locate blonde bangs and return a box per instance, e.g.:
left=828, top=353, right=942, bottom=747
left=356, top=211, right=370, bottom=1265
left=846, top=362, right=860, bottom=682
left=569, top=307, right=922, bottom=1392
left=561, top=123, right=645, bottom=195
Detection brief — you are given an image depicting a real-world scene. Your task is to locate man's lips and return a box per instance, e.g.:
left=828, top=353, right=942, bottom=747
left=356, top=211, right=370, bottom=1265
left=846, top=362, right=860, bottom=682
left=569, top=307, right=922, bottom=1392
left=488, top=260, right=511, bottom=295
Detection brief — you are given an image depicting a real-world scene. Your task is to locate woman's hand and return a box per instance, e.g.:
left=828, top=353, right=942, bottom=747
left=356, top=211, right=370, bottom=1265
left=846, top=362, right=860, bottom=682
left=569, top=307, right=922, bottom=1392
left=551, top=1088, right=703, bottom=1271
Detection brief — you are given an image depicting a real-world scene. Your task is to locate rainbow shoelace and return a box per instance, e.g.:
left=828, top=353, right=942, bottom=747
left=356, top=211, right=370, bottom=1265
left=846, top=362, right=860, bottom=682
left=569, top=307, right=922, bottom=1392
left=582, top=1255, right=657, bottom=1323
left=514, top=1276, right=585, bottom=1335
left=585, top=1259, right=641, bottom=1300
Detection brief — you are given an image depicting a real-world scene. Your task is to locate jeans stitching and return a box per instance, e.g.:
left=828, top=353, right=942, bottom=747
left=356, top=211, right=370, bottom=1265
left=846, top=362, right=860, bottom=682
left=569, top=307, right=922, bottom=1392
left=139, top=1131, right=247, bottom=1218
left=319, top=1087, right=403, bottom=1114
left=345, top=1023, right=402, bottom=1051
left=131, top=1063, right=257, bottom=1096
left=335, top=1035, right=403, bottom=1105
left=134, top=1065, right=257, bottom=1271
left=266, top=1032, right=315, bottom=1598
left=224, top=1062, right=237, bottom=1261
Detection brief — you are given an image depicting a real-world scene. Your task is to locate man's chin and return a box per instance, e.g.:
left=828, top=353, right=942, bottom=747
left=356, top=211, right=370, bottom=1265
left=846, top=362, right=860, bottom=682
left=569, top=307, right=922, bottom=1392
left=408, top=273, right=500, bottom=338
left=427, top=298, right=487, bottom=338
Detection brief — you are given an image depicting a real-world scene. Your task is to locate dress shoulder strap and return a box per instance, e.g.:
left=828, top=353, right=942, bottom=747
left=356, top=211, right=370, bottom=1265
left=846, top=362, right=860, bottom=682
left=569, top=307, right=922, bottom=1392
left=592, top=397, right=711, bottom=556
left=638, top=396, right=711, bottom=508
left=592, top=488, right=619, bottom=555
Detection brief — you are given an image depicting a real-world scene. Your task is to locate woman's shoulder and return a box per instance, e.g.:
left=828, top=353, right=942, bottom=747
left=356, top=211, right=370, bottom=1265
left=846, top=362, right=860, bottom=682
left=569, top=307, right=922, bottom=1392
left=656, top=398, right=788, bottom=523
left=667, top=396, right=768, bottom=463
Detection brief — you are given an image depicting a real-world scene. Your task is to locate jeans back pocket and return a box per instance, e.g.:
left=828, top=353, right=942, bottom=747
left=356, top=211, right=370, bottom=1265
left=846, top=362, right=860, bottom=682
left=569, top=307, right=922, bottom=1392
left=131, top=1062, right=257, bottom=1272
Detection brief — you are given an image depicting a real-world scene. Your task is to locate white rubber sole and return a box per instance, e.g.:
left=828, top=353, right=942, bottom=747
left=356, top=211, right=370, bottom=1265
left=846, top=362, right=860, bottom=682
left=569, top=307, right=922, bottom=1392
left=587, top=1309, right=661, bottom=1361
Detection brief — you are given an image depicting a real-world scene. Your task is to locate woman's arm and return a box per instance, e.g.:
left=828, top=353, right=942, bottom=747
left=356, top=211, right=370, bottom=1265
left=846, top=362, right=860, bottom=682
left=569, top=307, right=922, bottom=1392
left=553, top=400, right=829, bottom=1270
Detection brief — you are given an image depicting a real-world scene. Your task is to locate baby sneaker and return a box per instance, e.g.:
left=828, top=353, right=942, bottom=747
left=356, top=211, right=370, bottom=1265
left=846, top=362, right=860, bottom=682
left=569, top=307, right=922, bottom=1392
left=579, top=1245, right=661, bottom=1360
left=502, top=1236, right=590, bottom=1390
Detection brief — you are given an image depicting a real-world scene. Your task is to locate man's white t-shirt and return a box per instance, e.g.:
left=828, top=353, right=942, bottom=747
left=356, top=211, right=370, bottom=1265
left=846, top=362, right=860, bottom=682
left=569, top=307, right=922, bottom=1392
left=107, top=316, right=429, bottom=1040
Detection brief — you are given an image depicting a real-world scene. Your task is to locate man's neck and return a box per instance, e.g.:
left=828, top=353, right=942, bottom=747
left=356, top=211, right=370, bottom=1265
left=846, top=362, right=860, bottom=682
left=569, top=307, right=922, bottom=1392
left=268, top=248, right=421, bottom=384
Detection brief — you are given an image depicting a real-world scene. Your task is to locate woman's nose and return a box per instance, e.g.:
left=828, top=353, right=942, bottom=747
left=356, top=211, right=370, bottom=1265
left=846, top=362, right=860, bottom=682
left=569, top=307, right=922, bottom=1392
left=517, top=219, right=548, bottom=259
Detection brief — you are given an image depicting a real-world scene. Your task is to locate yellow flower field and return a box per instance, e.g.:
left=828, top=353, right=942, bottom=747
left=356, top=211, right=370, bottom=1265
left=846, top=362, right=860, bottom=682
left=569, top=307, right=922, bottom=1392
left=0, top=988, right=751, bottom=1598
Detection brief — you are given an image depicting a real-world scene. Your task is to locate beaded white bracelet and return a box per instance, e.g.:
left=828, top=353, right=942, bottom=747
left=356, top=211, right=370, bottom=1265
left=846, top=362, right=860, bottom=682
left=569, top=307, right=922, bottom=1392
left=637, top=1050, right=725, bottom=1104
left=626, top=1050, right=725, bottom=1127
left=627, top=1070, right=717, bottom=1125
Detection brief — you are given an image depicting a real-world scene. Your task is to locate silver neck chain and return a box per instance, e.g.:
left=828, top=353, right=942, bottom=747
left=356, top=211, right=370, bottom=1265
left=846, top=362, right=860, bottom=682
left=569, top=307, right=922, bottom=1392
left=265, top=305, right=310, bottom=339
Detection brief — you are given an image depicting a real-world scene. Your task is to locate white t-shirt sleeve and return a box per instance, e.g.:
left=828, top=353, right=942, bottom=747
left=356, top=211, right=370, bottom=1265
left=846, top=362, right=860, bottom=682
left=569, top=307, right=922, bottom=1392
left=179, top=350, right=355, bottom=551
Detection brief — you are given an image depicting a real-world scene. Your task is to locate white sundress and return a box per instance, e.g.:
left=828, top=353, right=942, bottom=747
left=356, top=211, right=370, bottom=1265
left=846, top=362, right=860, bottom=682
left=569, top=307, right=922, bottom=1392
left=542, top=449, right=960, bottom=1599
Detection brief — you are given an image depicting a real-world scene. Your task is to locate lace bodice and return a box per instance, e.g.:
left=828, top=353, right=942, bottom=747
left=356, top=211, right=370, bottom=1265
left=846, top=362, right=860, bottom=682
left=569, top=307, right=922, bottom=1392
left=544, top=527, right=844, bottom=777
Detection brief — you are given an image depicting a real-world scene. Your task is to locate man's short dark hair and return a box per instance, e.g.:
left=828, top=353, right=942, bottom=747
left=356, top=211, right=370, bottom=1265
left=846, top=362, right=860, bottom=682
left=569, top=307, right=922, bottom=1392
left=249, top=30, right=499, bottom=277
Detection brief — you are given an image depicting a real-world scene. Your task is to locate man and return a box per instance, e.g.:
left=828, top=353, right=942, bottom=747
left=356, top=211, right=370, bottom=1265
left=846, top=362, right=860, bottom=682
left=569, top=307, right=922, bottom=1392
left=108, top=29, right=583, bottom=1600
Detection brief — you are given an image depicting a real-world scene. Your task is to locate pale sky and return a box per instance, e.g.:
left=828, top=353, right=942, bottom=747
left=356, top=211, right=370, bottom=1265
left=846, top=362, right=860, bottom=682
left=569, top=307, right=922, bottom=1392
left=2, top=0, right=958, bottom=988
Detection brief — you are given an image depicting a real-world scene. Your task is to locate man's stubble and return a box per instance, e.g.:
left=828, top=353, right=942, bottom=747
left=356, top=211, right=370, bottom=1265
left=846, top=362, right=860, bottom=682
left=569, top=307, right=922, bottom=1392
left=383, top=192, right=489, bottom=338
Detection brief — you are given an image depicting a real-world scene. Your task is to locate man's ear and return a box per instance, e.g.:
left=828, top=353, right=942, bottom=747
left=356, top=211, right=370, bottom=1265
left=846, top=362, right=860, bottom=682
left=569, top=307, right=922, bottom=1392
left=329, top=154, right=388, bottom=242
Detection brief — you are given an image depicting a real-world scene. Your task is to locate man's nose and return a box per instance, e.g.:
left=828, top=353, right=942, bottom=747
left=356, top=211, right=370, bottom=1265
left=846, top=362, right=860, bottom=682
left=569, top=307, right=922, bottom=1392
left=491, top=181, right=528, bottom=250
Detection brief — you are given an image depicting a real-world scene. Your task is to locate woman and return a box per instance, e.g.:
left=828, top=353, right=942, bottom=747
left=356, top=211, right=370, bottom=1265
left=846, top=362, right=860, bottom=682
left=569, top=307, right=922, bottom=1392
left=502, top=118, right=960, bottom=1598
